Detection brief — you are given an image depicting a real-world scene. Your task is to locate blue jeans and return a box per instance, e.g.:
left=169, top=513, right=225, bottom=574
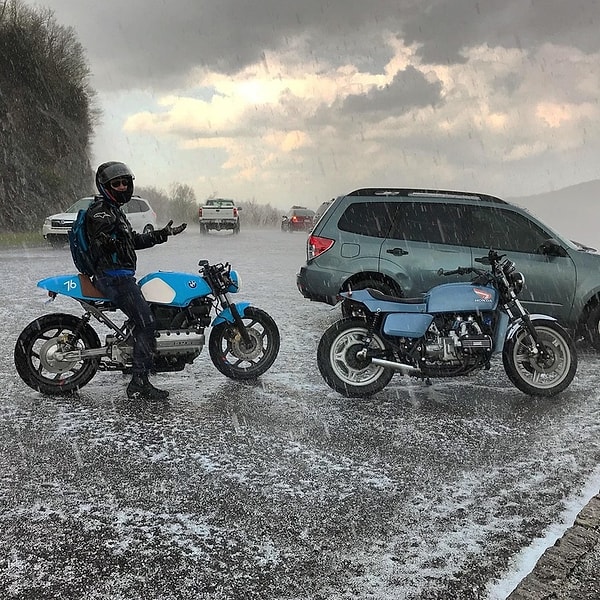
left=94, top=275, right=156, bottom=376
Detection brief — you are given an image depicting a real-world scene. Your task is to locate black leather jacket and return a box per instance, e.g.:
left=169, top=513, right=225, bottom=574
left=85, top=196, right=166, bottom=276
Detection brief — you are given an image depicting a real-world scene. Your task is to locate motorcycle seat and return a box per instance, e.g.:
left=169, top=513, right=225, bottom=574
left=367, top=288, right=424, bottom=304
left=78, top=274, right=106, bottom=299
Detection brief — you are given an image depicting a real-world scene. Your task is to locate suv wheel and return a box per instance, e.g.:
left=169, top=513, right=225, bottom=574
left=585, top=304, right=600, bottom=350
left=340, top=279, right=401, bottom=318
left=143, top=224, right=154, bottom=234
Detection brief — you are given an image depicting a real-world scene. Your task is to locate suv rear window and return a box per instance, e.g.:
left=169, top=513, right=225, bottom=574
left=389, top=202, right=469, bottom=246
left=338, top=202, right=399, bottom=238
left=126, top=198, right=148, bottom=213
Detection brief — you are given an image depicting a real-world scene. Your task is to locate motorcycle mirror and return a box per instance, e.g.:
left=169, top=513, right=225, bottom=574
left=475, top=256, right=491, bottom=265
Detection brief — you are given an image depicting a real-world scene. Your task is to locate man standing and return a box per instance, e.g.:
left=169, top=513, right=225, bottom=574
left=87, top=161, right=186, bottom=402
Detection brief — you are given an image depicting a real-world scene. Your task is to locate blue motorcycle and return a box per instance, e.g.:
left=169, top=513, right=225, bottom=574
left=15, top=260, right=280, bottom=395
left=317, top=250, right=577, bottom=397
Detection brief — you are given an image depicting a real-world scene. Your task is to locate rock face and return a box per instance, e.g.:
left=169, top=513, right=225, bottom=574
left=508, top=494, right=600, bottom=599
left=0, top=2, right=94, bottom=232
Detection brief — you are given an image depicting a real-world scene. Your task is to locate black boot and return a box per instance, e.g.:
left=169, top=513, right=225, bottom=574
left=127, top=373, right=169, bottom=402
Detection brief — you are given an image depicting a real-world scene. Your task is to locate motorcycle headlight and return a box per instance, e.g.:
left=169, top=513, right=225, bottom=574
left=227, top=270, right=241, bottom=293
left=509, top=271, right=525, bottom=295
left=501, top=258, right=516, bottom=275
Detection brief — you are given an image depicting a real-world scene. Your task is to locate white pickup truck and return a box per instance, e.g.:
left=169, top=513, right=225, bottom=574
left=198, top=198, right=241, bottom=234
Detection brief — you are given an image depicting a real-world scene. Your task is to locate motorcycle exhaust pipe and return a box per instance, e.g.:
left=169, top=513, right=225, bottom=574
left=370, top=357, right=422, bottom=375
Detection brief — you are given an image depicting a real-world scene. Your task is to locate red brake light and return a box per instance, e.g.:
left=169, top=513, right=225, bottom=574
left=308, top=235, right=334, bottom=259
left=198, top=207, right=203, bottom=217
left=291, top=215, right=298, bottom=222
left=233, top=208, right=238, bottom=217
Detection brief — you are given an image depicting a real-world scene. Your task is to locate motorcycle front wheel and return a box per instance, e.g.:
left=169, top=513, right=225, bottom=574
left=317, top=318, right=393, bottom=397
left=14, top=314, right=101, bottom=395
left=502, top=319, right=577, bottom=396
left=208, top=307, right=280, bottom=379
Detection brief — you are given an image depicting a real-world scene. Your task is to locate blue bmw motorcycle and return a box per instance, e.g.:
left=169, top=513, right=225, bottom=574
left=15, top=260, right=280, bottom=395
left=317, top=250, right=577, bottom=397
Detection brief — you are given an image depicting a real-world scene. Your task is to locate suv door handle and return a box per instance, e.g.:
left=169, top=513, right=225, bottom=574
left=386, top=247, right=409, bottom=256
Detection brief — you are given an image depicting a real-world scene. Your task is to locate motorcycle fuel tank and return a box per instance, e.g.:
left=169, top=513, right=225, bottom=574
left=139, top=272, right=212, bottom=306
left=426, top=283, right=498, bottom=313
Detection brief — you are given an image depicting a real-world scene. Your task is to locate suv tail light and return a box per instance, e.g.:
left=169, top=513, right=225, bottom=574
left=198, top=207, right=203, bottom=218
left=308, top=235, right=334, bottom=259
left=233, top=207, right=238, bottom=217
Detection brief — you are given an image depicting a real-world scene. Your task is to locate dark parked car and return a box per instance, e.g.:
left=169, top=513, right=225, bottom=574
left=297, top=187, right=600, bottom=349
left=281, top=207, right=315, bottom=232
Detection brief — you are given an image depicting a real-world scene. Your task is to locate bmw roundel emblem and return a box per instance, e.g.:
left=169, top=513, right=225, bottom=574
left=188, top=280, right=197, bottom=288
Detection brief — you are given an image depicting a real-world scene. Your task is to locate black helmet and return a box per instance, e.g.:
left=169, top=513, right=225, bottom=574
left=95, top=161, right=135, bottom=205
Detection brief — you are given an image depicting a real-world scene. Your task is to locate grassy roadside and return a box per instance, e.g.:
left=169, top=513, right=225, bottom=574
left=0, top=231, right=48, bottom=248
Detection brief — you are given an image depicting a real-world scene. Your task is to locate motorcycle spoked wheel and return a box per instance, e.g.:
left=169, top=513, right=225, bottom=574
left=502, top=319, right=577, bottom=397
left=317, top=318, right=394, bottom=397
left=14, top=314, right=101, bottom=395
left=208, top=307, right=280, bottom=379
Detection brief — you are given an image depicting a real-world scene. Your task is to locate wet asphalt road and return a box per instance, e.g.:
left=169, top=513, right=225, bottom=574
left=1, top=229, right=600, bottom=599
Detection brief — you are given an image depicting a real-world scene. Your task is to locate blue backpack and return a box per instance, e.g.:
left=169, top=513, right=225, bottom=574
left=68, top=208, right=95, bottom=276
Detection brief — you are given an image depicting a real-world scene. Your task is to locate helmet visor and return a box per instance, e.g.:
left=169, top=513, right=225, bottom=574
left=97, top=162, right=135, bottom=185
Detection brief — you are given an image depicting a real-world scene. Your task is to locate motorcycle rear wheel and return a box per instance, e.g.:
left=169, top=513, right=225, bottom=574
left=208, top=307, right=280, bottom=379
left=14, top=314, right=101, bottom=395
left=502, top=319, right=577, bottom=396
left=317, top=318, right=393, bottom=397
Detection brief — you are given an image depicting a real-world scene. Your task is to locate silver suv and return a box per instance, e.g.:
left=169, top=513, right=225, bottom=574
left=43, top=195, right=157, bottom=246
left=297, top=187, right=600, bottom=348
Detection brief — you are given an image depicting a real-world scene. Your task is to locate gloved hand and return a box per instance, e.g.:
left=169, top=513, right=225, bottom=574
left=154, top=220, right=187, bottom=243
left=164, top=220, right=187, bottom=236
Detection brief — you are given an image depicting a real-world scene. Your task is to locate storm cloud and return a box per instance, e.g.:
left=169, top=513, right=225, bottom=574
left=45, top=0, right=600, bottom=209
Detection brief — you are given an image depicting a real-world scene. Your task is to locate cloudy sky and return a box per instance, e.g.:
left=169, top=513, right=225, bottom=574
left=42, top=0, right=600, bottom=210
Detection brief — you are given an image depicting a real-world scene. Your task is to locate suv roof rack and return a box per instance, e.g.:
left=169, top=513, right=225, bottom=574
left=347, top=188, right=507, bottom=205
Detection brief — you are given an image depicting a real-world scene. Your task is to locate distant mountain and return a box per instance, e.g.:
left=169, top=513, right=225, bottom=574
left=508, top=180, right=600, bottom=250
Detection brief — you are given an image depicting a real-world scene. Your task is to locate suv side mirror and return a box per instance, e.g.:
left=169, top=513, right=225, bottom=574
left=538, top=238, right=568, bottom=257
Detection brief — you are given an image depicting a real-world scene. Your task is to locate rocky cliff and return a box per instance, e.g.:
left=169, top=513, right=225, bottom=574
left=0, top=1, right=94, bottom=232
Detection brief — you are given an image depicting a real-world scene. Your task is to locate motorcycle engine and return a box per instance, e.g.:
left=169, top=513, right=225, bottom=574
left=151, top=300, right=212, bottom=330
left=425, top=315, right=493, bottom=362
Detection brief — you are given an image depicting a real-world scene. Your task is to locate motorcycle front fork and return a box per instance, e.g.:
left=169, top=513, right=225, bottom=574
left=509, top=300, right=546, bottom=358
left=226, top=301, right=253, bottom=347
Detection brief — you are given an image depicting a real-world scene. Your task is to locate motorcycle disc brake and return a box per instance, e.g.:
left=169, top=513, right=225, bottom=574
left=226, top=327, right=263, bottom=360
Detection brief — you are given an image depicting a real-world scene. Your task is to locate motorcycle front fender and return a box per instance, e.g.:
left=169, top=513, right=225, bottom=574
left=212, top=302, right=251, bottom=326
left=504, top=313, right=558, bottom=343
